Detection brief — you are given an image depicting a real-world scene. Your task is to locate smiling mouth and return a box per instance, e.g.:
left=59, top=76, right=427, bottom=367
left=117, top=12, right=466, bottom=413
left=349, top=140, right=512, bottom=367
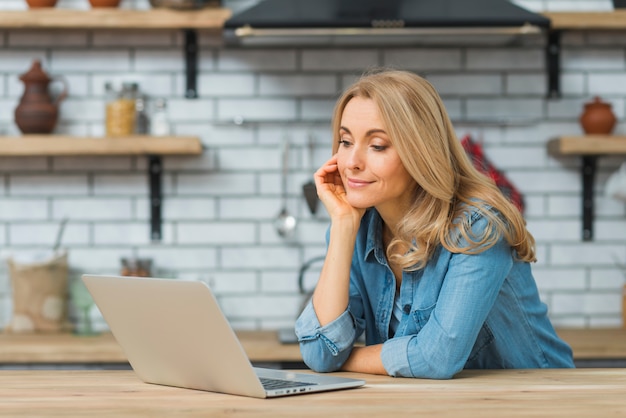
left=346, top=178, right=372, bottom=188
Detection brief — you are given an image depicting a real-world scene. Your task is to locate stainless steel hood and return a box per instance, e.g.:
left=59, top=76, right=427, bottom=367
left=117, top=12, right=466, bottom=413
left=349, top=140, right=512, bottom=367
left=223, top=0, right=551, bottom=46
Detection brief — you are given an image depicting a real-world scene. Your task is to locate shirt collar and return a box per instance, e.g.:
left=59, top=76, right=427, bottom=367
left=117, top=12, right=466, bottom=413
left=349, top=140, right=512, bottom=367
left=364, top=209, right=386, bottom=264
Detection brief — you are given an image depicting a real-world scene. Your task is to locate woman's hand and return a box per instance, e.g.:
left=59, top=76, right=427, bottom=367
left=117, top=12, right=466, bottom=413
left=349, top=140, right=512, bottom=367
left=315, top=154, right=365, bottom=228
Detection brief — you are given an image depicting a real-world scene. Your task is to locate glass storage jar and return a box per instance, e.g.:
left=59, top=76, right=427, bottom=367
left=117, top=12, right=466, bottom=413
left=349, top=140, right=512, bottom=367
left=105, top=82, right=138, bottom=136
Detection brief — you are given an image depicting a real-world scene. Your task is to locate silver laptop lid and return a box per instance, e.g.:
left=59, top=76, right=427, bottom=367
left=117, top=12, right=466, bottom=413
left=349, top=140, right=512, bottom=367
left=82, top=275, right=267, bottom=398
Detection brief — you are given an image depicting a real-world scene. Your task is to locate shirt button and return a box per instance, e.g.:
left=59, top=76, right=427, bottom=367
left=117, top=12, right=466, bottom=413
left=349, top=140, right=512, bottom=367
left=403, top=304, right=411, bottom=314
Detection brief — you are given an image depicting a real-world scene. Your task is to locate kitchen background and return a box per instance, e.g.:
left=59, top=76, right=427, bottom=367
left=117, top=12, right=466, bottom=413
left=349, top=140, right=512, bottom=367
left=0, top=0, right=625, bottom=332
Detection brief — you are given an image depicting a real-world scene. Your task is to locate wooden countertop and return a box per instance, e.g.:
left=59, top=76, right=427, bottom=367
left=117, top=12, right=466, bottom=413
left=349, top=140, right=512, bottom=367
left=0, top=369, right=624, bottom=417
left=0, top=330, right=303, bottom=364
left=556, top=328, right=626, bottom=359
left=0, top=328, right=624, bottom=364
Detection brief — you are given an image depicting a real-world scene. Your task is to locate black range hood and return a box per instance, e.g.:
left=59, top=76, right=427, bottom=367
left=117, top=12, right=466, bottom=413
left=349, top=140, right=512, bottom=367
left=223, top=0, right=551, bottom=46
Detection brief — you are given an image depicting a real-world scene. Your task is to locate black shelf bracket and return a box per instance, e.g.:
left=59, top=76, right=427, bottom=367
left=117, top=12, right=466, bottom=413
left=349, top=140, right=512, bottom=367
left=184, top=29, right=198, bottom=99
left=546, top=30, right=561, bottom=99
left=148, top=155, right=163, bottom=242
left=581, top=156, right=597, bottom=241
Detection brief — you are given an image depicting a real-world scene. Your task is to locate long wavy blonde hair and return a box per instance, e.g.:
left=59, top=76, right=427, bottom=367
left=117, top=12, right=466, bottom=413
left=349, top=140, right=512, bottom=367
left=331, top=69, right=536, bottom=270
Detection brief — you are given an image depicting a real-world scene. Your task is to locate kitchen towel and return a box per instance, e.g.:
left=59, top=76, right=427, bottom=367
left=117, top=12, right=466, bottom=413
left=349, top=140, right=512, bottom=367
left=460, top=134, right=525, bottom=214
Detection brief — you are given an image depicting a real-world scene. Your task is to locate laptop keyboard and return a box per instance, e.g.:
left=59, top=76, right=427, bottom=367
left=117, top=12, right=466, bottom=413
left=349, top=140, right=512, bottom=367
left=260, top=377, right=317, bottom=390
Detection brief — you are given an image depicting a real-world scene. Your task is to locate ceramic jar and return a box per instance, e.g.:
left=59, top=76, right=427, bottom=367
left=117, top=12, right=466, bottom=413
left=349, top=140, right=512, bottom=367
left=580, top=96, right=617, bottom=135
left=14, top=60, right=68, bottom=134
left=25, top=0, right=58, bottom=7
left=88, top=0, right=121, bottom=7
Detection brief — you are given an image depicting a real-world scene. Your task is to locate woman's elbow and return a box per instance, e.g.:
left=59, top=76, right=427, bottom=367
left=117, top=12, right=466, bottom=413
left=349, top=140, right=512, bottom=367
left=299, top=343, right=350, bottom=373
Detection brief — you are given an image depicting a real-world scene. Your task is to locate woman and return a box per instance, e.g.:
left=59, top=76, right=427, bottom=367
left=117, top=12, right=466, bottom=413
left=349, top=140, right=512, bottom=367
left=295, top=69, right=574, bottom=379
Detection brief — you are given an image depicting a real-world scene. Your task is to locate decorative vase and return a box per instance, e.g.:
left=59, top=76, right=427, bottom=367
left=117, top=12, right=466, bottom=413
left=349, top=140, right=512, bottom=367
left=14, top=60, right=68, bottom=134
left=25, top=0, right=58, bottom=7
left=579, top=96, right=617, bottom=135
left=88, top=0, right=121, bottom=7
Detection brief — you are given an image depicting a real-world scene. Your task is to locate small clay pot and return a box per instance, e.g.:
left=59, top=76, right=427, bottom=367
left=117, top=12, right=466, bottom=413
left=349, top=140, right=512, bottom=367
left=25, top=0, right=58, bottom=7
left=88, top=0, right=122, bottom=7
left=580, top=96, right=617, bottom=135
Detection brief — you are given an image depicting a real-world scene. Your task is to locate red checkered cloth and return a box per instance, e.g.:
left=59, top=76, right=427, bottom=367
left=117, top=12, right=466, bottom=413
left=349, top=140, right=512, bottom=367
left=460, top=135, right=525, bottom=214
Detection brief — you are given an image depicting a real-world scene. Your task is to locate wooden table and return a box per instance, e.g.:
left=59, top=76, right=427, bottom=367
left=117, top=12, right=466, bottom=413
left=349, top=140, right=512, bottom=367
left=0, top=368, right=624, bottom=417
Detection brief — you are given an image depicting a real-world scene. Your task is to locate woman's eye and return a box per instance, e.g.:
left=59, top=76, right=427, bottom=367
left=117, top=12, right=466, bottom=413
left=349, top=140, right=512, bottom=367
left=338, top=139, right=352, bottom=147
left=372, top=144, right=388, bottom=152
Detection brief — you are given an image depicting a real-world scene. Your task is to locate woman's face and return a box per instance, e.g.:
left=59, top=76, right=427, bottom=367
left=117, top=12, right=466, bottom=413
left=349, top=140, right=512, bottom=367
left=336, top=96, right=416, bottom=216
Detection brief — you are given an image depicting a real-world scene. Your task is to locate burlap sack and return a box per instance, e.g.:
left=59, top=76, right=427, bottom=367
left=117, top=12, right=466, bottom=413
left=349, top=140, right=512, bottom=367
left=5, top=251, right=71, bottom=333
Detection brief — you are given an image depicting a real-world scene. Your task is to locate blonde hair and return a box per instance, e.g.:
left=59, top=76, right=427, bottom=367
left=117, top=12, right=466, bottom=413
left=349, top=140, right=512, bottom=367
left=331, top=69, right=536, bottom=270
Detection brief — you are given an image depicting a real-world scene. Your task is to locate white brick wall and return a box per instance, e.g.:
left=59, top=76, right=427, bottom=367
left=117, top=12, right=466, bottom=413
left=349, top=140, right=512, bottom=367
left=0, top=0, right=625, bottom=331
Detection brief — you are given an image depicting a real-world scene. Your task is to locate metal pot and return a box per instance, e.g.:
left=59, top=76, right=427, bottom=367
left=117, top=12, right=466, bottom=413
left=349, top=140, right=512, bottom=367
left=149, top=0, right=219, bottom=9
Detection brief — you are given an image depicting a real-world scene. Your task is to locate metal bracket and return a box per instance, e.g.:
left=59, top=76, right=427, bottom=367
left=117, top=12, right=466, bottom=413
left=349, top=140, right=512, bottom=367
left=184, top=29, right=198, bottom=99
left=546, top=30, right=561, bottom=99
left=148, top=156, right=163, bottom=242
left=581, top=156, right=597, bottom=241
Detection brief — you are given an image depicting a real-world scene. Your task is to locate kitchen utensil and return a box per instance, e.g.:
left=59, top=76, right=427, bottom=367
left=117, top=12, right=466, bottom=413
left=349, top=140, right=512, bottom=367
left=148, top=0, right=218, bottom=9
left=14, top=59, right=68, bottom=134
left=302, top=132, right=319, bottom=215
left=53, top=218, right=68, bottom=252
left=274, top=135, right=297, bottom=238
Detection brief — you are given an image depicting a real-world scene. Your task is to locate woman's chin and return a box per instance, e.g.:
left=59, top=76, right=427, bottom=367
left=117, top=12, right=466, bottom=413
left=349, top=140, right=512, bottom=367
left=346, top=197, right=374, bottom=210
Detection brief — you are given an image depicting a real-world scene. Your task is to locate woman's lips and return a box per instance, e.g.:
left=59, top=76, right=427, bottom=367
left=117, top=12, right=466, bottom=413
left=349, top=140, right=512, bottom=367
left=346, top=177, right=372, bottom=188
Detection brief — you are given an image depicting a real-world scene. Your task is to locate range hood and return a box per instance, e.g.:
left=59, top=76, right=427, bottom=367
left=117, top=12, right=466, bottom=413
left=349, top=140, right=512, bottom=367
left=223, top=0, right=551, bottom=46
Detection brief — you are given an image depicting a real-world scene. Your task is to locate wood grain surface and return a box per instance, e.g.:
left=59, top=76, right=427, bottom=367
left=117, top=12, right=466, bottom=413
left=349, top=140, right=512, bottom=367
left=0, top=368, right=624, bottom=417
left=0, top=135, right=203, bottom=156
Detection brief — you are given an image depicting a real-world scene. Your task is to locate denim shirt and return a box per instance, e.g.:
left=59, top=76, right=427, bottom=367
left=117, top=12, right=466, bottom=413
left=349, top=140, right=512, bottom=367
left=295, top=207, right=574, bottom=379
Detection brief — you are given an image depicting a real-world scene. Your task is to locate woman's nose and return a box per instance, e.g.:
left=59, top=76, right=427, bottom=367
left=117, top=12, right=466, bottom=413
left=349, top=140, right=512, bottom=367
left=345, top=147, right=364, bottom=170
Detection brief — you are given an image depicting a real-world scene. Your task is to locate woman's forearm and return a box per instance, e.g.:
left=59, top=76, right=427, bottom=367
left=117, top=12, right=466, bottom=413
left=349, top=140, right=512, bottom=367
left=341, top=345, right=387, bottom=375
left=312, top=220, right=359, bottom=326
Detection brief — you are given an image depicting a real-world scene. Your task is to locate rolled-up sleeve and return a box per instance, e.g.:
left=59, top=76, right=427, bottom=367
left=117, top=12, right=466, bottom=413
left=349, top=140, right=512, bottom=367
left=295, top=300, right=358, bottom=372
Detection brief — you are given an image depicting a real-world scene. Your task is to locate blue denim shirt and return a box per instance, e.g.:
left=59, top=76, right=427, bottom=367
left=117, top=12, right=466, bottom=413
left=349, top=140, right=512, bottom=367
left=295, top=208, right=574, bottom=379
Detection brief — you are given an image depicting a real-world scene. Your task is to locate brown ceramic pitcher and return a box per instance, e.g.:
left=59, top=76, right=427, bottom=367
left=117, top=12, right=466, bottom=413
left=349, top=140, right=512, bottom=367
left=14, top=60, right=68, bottom=134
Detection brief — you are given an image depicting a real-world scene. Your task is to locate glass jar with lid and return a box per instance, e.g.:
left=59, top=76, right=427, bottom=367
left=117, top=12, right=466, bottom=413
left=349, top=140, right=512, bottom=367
left=105, top=82, right=138, bottom=136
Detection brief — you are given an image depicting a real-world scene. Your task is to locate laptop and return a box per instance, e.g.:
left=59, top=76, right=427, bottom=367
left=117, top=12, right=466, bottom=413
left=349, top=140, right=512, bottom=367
left=81, top=274, right=365, bottom=398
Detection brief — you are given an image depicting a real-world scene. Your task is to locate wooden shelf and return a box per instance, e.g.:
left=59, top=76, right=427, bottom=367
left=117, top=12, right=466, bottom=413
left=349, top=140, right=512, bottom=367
left=0, top=8, right=232, bottom=30
left=543, top=10, right=626, bottom=30
left=0, top=135, right=203, bottom=157
left=0, top=135, right=203, bottom=242
left=548, top=136, right=626, bottom=156
left=0, top=9, right=619, bottom=32
left=548, top=135, right=626, bottom=241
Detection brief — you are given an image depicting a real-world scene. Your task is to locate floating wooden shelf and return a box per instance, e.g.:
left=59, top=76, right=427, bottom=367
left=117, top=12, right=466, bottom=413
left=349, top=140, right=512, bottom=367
left=0, top=135, right=203, bottom=157
left=0, top=8, right=232, bottom=30
left=0, top=135, right=203, bottom=242
left=0, top=9, right=619, bottom=32
left=548, top=136, right=626, bottom=156
left=543, top=10, right=626, bottom=30
left=548, top=135, right=626, bottom=242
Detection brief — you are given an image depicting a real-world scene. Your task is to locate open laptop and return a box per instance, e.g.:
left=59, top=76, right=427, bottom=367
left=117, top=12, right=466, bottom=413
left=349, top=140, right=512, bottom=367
left=81, top=274, right=365, bottom=398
